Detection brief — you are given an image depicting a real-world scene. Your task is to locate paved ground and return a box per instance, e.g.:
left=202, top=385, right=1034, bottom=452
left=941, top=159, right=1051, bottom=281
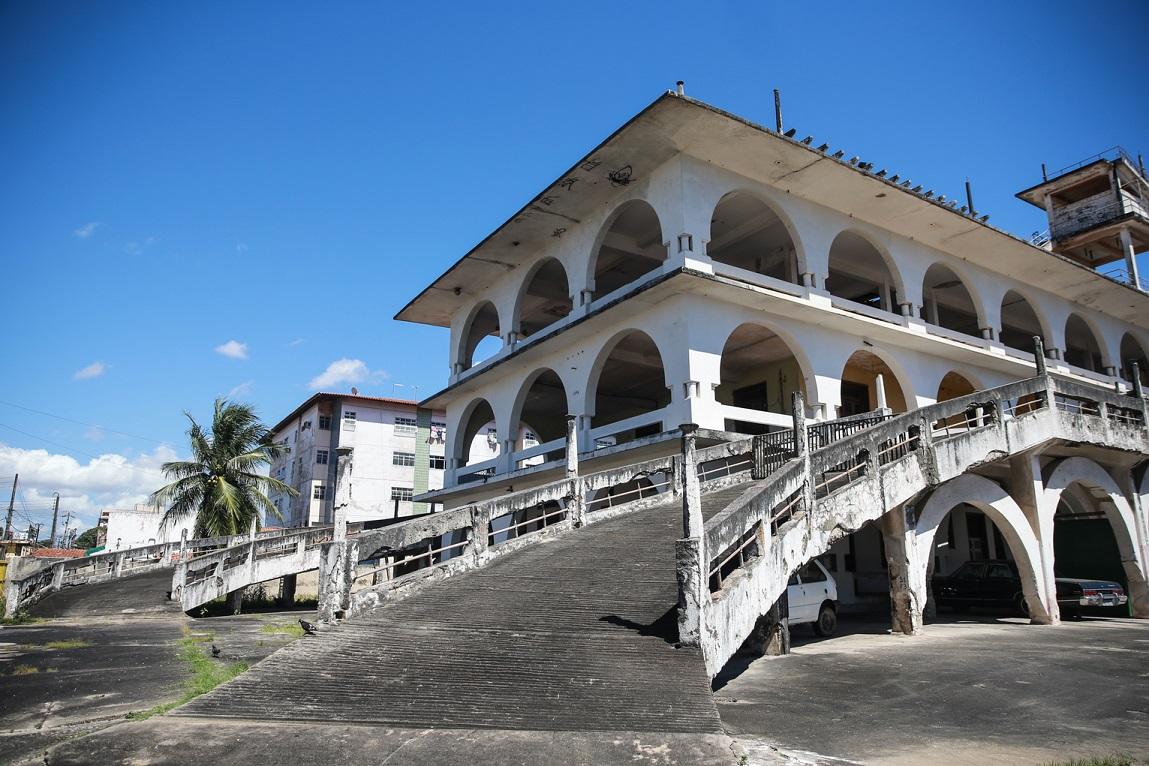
left=717, top=614, right=1149, bottom=765
left=1, top=568, right=312, bottom=766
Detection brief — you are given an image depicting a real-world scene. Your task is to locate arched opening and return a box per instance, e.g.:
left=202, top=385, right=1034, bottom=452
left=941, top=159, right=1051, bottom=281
left=591, top=330, right=669, bottom=447
left=1053, top=489, right=1130, bottom=619
left=826, top=231, right=899, bottom=313
left=927, top=504, right=1030, bottom=618
left=454, top=399, right=498, bottom=481
left=920, top=264, right=980, bottom=337
left=840, top=350, right=909, bottom=415
left=715, top=323, right=807, bottom=434
left=590, top=201, right=665, bottom=301
left=517, top=259, right=572, bottom=339
left=708, top=192, right=799, bottom=283
left=460, top=302, right=501, bottom=370
left=1119, top=333, right=1149, bottom=386
left=511, top=369, right=569, bottom=468
left=1063, top=314, right=1104, bottom=372
left=999, top=291, right=1045, bottom=353
left=934, top=371, right=984, bottom=434
left=490, top=499, right=566, bottom=544
left=936, top=371, right=976, bottom=402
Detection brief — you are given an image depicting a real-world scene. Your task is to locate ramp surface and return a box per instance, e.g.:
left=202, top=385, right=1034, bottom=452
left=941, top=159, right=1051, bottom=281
left=30, top=568, right=181, bottom=618
left=177, top=488, right=748, bottom=733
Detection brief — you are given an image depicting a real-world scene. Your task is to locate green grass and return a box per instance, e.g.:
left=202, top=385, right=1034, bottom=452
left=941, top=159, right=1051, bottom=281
left=0, top=602, right=45, bottom=626
left=123, top=634, right=249, bottom=721
left=259, top=621, right=304, bottom=637
left=1046, top=756, right=1142, bottom=766
left=11, top=664, right=39, bottom=675
left=20, top=638, right=91, bottom=650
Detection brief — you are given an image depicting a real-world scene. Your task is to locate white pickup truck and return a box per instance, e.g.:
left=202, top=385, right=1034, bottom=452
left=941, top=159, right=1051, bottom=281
left=787, top=559, right=839, bottom=636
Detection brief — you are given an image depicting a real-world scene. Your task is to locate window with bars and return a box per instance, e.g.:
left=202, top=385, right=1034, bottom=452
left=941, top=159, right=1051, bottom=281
left=392, top=451, right=416, bottom=467
left=316, top=449, right=329, bottom=465
left=390, top=487, right=414, bottom=502
left=318, top=415, right=332, bottom=430
left=394, top=416, right=417, bottom=437
left=429, top=454, right=445, bottom=470
left=313, top=485, right=328, bottom=500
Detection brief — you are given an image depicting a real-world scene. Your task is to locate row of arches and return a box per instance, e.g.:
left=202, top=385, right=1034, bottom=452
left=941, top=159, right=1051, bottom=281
left=452, top=322, right=995, bottom=474
left=458, top=193, right=1149, bottom=384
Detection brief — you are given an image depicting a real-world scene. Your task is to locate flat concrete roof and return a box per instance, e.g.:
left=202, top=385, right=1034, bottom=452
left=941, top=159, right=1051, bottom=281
left=396, top=92, right=1149, bottom=330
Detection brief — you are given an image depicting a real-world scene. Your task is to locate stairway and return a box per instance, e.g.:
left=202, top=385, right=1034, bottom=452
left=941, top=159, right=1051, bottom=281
left=176, top=486, right=749, bottom=733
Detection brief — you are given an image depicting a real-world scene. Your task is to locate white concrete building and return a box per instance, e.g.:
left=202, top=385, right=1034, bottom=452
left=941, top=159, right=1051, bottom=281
left=396, top=90, right=1149, bottom=608
left=97, top=504, right=195, bottom=551
left=268, top=393, right=501, bottom=527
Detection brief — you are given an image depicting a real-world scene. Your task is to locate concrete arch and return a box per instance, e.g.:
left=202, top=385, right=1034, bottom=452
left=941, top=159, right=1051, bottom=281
left=583, top=328, right=670, bottom=423
left=584, top=198, right=667, bottom=301
left=1119, top=332, right=1149, bottom=385
left=998, top=287, right=1054, bottom=352
left=914, top=474, right=1052, bottom=622
left=1063, top=312, right=1111, bottom=372
left=458, top=300, right=503, bottom=370
left=920, top=260, right=989, bottom=334
left=508, top=367, right=574, bottom=446
left=706, top=188, right=806, bottom=281
left=839, top=345, right=918, bottom=414
left=826, top=227, right=908, bottom=309
left=1042, top=457, right=1146, bottom=587
left=511, top=257, right=573, bottom=339
left=716, top=320, right=817, bottom=414
left=451, top=396, right=499, bottom=468
left=934, top=368, right=987, bottom=398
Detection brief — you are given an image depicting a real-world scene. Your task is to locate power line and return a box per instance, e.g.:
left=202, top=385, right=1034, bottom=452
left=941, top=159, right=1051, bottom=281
left=0, top=422, right=103, bottom=460
left=0, top=400, right=166, bottom=445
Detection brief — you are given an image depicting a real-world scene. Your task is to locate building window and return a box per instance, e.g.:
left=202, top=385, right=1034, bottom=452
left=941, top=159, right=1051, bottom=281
left=342, top=411, right=356, bottom=431
left=318, top=415, right=332, bottom=430
left=316, top=449, right=329, bottom=465
left=391, top=487, right=414, bottom=502
left=343, top=411, right=356, bottom=420
left=394, top=416, right=417, bottom=437
left=313, top=485, right=328, bottom=500
left=393, top=451, right=416, bottom=467
left=429, top=454, right=445, bottom=470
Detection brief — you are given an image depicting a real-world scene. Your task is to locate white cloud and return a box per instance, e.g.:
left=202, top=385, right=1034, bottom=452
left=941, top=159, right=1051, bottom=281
left=73, top=361, right=107, bottom=380
left=83, top=426, right=106, bottom=442
left=215, top=340, right=248, bottom=360
left=308, top=358, right=388, bottom=390
left=236, top=243, right=249, bottom=253
left=227, top=380, right=255, bottom=399
left=124, top=236, right=156, bottom=256
left=73, top=222, right=101, bottom=239
left=287, top=338, right=305, bottom=348
left=0, top=442, right=179, bottom=533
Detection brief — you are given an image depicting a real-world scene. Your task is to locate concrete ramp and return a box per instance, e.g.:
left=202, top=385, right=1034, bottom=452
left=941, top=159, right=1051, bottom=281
left=175, top=491, right=745, bottom=733
left=29, top=568, right=180, bottom=619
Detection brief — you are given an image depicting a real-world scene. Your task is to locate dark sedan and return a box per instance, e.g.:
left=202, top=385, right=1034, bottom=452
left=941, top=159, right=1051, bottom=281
left=932, top=560, right=1127, bottom=618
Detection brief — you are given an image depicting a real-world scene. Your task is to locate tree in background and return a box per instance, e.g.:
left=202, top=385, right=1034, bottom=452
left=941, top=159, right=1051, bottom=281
left=151, top=398, right=296, bottom=538
left=74, top=527, right=98, bottom=549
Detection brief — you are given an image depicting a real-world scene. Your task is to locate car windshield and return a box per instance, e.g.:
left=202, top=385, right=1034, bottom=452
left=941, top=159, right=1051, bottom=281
left=953, top=562, right=986, bottom=579
left=797, top=562, right=826, bottom=583
left=987, top=563, right=1013, bottom=579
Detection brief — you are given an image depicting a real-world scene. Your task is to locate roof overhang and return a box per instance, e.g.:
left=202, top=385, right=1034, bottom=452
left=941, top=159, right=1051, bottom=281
left=397, top=92, right=1149, bottom=329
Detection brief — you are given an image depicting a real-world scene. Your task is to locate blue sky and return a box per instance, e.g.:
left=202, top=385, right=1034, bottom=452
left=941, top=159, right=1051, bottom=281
left=1, top=1, right=1146, bottom=533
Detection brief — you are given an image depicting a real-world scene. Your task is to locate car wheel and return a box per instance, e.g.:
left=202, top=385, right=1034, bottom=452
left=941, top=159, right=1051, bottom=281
left=813, top=603, right=837, bottom=637
left=1015, top=594, right=1030, bottom=617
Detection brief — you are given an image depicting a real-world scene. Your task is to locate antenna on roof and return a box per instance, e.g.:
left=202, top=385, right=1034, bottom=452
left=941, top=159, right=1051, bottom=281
left=773, top=89, right=783, bottom=133
left=676, top=80, right=685, bottom=96
left=965, top=178, right=976, bottom=218
left=1041, top=162, right=1048, bottom=182
left=351, top=387, right=359, bottom=396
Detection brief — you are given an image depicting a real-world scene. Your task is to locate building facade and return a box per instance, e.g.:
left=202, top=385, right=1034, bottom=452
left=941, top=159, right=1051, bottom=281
left=267, top=393, right=501, bottom=527
left=397, top=91, right=1149, bottom=608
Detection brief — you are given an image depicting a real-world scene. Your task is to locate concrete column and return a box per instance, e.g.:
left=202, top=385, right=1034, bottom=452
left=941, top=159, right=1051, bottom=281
left=1111, top=468, right=1149, bottom=618
left=565, top=415, right=586, bottom=528
left=679, top=424, right=703, bottom=538
left=879, top=505, right=925, bottom=635
left=1119, top=227, right=1141, bottom=290
left=470, top=505, right=490, bottom=565
left=874, top=373, right=888, bottom=411
left=319, top=447, right=355, bottom=624
left=1012, top=453, right=1058, bottom=624
left=280, top=573, right=298, bottom=606
left=177, top=528, right=188, bottom=564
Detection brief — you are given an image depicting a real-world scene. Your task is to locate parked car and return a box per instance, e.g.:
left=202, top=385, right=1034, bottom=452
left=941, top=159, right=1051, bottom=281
left=787, top=559, right=839, bottom=636
left=932, top=560, right=1127, bottom=618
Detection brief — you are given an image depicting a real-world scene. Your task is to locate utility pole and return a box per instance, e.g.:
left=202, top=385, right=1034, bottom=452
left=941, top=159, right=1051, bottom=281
left=49, top=492, right=60, bottom=547
left=4, top=473, right=17, bottom=540
left=60, top=510, right=75, bottom=548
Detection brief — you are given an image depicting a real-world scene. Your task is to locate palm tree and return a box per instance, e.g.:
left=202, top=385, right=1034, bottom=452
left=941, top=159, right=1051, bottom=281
left=151, top=398, right=297, bottom=538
